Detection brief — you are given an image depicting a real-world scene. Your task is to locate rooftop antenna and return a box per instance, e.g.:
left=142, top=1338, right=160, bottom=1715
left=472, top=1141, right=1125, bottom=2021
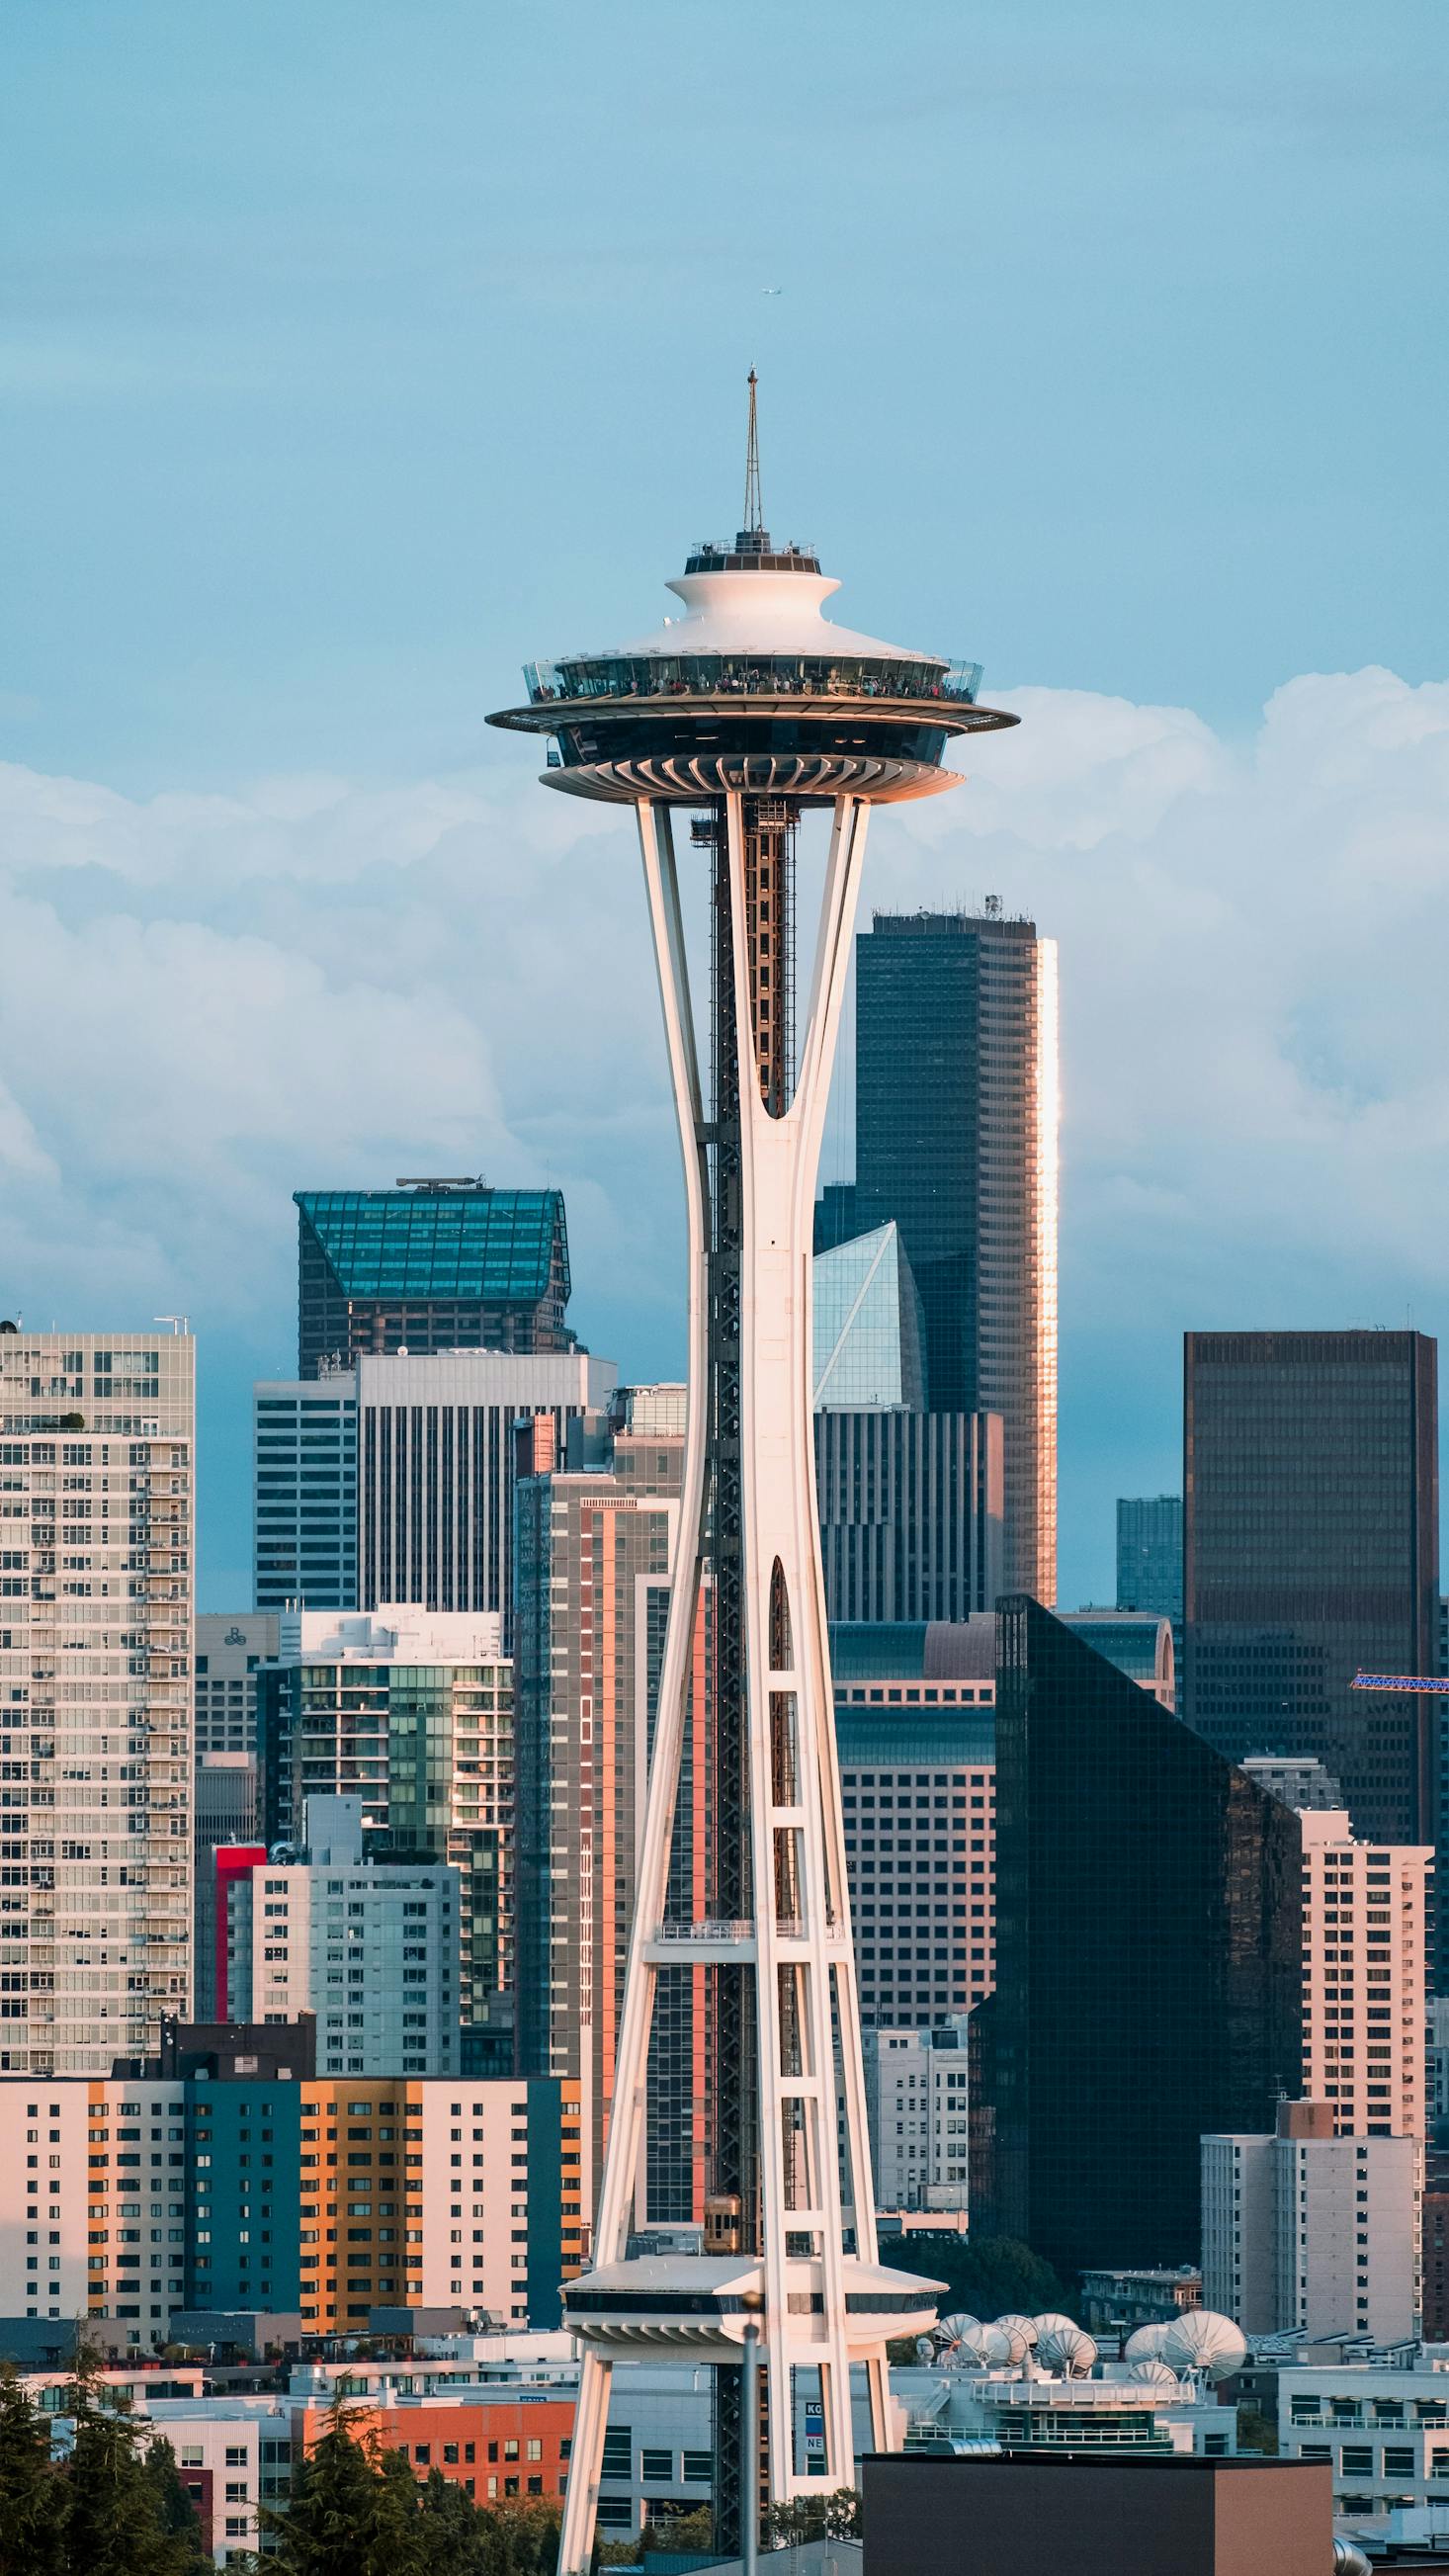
left=742, top=368, right=763, bottom=537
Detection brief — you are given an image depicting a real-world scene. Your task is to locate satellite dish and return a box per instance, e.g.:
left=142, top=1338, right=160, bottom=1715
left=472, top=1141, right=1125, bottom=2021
left=1031, top=2312, right=1077, bottom=2342
left=1129, top=2359, right=1181, bottom=2389
left=1123, top=2322, right=1173, bottom=2361
left=993, top=2313, right=1040, bottom=2346
left=990, top=2322, right=1032, bottom=2365
left=1038, top=2323, right=1098, bottom=2376
left=914, top=2336, right=936, bottom=2363
left=1161, top=2311, right=1247, bottom=2379
left=961, top=2325, right=1013, bottom=2365
left=937, top=2313, right=980, bottom=2346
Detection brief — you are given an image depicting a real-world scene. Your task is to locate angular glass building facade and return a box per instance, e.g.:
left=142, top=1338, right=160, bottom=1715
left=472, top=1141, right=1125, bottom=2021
left=296, top=1182, right=572, bottom=1378
left=812, top=1221, right=925, bottom=1409
left=1183, top=1331, right=1439, bottom=1846
left=851, top=908, right=1058, bottom=1602
left=985, top=1597, right=1304, bottom=2275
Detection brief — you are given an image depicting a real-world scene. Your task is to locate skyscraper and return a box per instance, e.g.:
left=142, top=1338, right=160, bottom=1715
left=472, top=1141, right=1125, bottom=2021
left=814, top=1409, right=1003, bottom=1622
left=252, top=1374, right=358, bottom=1613
left=356, top=1348, right=617, bottom=1634
left=1117, top=1495, right=1183, bottom=1621
left=513, top=1392, right=709, bottom=2233
left=1183, top=1331, right=1439, bottom=1846
left=0, top=1324, right=194, bottom=2073
left=985, top=1597, right=1304, bottom=2275
left=812, top=1221, right=924, bottom=1408
left=852, top=907, right=1059, bottom=1602
left=295, top=1180, right=573, bottom=1378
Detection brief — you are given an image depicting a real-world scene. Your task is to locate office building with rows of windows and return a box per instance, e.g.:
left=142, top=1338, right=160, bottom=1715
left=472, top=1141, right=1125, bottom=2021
left=252, top=1377, right=358, bottom=1614
left=848, top=907, right=1059, bottom=1604
left=1183, top=1330, right=1439, bottom=1848
left=296, top=1182, right=573, bottom=1379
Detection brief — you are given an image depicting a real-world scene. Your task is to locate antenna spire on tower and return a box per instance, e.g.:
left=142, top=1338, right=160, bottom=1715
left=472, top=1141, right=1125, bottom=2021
left=743, top=368, right=763, bottom=537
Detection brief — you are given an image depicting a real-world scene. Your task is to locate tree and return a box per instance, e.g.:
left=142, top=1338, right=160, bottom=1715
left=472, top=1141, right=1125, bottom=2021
left=495, top=2496, right=562, bottom=2576
left=761, top=2489, right=862, bottom=2547
left=61, top=2343, right=203, bottom=2576
left=0, top=2366, right=68, bottom=2576
left=139, top=2439, right=209, bottom=2565
left=642, top=2504, right=713, bottom=2552
left=264, top=2399, right=386, bottom=2576
left=418, top=2468, right=507, bottom=2576
left=887, top=2231, right=1077, bottom=2325
left=1236, top=2404, right=1278, bottom=2456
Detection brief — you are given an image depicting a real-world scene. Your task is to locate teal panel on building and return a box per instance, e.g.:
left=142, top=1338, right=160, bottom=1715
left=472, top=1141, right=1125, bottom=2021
left=186, top=2083, right=303, bottom=2313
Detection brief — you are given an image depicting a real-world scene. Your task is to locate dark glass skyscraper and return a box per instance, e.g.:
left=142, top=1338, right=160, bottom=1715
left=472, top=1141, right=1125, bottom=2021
left=296, top=1179, right=572, bottom=1377
left=1183, top=1331, right=1439, bottom=1845
left=1117, top=1494, right=1183, bottom=1620
left=852, top=907, right=1058, bottom=1602
left=985, top=1597, right=1303, bottom=2275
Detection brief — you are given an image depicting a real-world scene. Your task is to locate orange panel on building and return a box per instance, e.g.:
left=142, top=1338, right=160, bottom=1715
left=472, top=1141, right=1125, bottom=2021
left=300, top=2395, right=575, bottom=2504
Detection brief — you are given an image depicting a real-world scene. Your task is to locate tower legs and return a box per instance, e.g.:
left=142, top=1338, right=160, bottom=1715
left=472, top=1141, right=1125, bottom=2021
left=557, top=791, right=891, bottom=2576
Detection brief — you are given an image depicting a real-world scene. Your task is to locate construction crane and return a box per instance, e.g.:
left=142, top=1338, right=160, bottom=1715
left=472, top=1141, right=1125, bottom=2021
left=1350, top=1673, right=1449, bottom=1694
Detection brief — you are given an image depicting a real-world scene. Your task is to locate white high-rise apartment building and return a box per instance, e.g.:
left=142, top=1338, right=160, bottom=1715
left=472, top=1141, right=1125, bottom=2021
left=0, top=1325, right=193, bottom=2073
left=863, top=2016, right=971, bottom=2212
left=226, top=1794, right=460, bottom=2075
left=1297, top=1807, right=1430, bottom=2138
left=1203, top=2104, right=1422, bottom=2343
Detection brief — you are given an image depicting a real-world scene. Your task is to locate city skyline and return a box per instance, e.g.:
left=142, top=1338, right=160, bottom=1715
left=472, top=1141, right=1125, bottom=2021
left=1, top=10, right=1446, bottom=1616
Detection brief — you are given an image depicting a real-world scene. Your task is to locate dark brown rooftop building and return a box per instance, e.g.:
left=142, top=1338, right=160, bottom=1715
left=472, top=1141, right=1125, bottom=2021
left=862, top=2452, right=1332, bottom=2576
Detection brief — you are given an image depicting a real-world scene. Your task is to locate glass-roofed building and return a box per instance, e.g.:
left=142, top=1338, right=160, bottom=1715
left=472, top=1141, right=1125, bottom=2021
left=295, top=1179, right=573, bottom=1377
left=812, top=1219, right=924, bottom=1408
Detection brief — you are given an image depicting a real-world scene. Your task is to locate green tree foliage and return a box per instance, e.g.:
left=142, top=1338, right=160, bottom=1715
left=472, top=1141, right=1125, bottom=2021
left=1236, top=2404, right=1279, bottom=2456
left=264, top=2401, right=563, bottom=2576
left=0, top=2367, right=69, bottom=2576
left=886, top=2231, right=1077, bottom=2325
left=60, top=2342, right=206, bottom=2576
left=642, top=2503, right=713, bottom=2551
left=762, top=2487, right=862, bottom=2545
left=264, top=2399, right=388, bottom=2575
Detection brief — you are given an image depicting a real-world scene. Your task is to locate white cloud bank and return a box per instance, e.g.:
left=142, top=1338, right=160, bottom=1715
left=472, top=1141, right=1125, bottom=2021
left=1, top=665, right=1445, bottom=1587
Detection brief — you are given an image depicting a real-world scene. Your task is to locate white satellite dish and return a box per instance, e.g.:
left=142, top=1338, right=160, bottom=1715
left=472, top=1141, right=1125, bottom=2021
left=1123, top=2321, right=1173, bottom=2361
left=1129, top=2359, right=1181, bottom=2389
left=1161, top=2311, right=1247, bottom=2379
left=1038, top=2323, right=1098, bottom=2376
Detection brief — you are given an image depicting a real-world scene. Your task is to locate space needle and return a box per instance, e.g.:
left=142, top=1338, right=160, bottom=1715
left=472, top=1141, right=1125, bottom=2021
left=488, top=380, right=1019, bottom=2572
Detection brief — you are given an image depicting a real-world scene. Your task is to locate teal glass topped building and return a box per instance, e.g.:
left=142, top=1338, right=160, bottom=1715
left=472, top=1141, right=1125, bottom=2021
left=296, top=1181, right=572, bottom=1377
left=812, top=1221, right=924, bottom=1408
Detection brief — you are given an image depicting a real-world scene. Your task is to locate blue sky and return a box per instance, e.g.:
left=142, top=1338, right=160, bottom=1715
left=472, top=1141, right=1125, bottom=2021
left=2, top=0, right=1447, bottom=1604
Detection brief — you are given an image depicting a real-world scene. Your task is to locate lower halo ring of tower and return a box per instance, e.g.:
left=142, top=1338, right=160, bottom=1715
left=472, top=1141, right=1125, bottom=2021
left=561, top=2256, right=943, bottom=2359
left=530, top=750, right=963, bottom=805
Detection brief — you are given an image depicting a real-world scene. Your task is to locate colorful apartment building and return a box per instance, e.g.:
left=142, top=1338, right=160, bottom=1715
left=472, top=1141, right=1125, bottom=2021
left=298, top=2392, right=575, bottom=2508
left=0, top=2074, right=582, bottom=2346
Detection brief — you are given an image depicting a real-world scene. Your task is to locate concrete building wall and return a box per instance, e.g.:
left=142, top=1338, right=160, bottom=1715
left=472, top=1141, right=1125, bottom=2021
left=1203, top=2125, right=1422, bottom=2343
left=1298, top=1809, right=1429, bottom=2139
left=0, top=1331, right=194, bottom=2072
